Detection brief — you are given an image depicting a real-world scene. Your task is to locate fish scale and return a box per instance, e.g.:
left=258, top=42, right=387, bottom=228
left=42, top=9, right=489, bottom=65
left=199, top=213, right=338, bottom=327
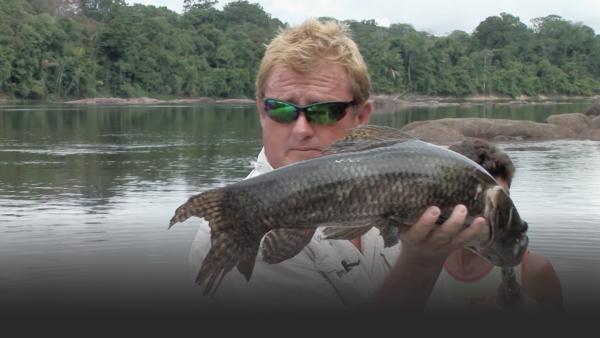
left=170, top=126, right=529, bottom=296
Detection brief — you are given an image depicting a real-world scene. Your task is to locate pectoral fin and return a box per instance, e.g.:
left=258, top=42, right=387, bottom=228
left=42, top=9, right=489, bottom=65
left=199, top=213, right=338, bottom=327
left=322, top=225, right=373, bottom=240
left=323, top=217, right=401, bottom=248
left=376, top=221, right=400, bottom=247
left=261, top=228, right=316, bottom=264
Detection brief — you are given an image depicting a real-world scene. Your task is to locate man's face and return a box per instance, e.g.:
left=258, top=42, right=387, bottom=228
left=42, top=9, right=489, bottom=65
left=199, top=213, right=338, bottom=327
left=258, top=63, right=372, bottom=169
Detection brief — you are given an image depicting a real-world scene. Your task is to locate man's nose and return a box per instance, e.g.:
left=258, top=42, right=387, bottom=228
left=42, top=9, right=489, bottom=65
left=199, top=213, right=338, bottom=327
left=291, top=112, right=315, bottom=139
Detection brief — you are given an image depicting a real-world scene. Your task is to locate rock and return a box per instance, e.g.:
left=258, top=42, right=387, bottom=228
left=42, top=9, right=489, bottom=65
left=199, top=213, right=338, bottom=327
left=63, top=97, right=255, bottom=105
left=401, top=118, right=577, bottom=141
left=545, top=113, right=589, bottom=133
left=403, top=122, right=466, bottom=143
left=584, top=100, right=600, bottom=116
left=169, top=97, right=215, bottom=104
left=579, top=128, right=600, bottom=141
left=215, top=98, right=255, bottom=104
left=65, top=97, right=164, bottom=105
left=133, top=97, right=163, bottom=104
left=589, top=115, right=600, bottom=129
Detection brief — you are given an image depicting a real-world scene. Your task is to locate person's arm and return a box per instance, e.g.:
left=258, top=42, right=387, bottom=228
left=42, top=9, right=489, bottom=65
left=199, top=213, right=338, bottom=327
left=523, top=252, right=564, bottom=311
left=373, top=205, right=486, bottom=310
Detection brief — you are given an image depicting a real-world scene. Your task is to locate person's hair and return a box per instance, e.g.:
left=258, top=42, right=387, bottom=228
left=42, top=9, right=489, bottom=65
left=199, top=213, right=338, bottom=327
left=255, top=18, right=371, bottom=106
left=449, top=138, right=515, bottom=187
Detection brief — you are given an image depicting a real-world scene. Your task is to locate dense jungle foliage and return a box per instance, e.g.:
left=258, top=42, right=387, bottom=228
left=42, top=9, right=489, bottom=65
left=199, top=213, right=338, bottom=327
left=1, top=0, right=599, bottom=100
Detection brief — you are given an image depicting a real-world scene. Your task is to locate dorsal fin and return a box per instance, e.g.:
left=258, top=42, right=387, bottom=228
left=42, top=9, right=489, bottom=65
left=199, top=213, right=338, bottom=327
left=325, top=125, right=415, bottom=155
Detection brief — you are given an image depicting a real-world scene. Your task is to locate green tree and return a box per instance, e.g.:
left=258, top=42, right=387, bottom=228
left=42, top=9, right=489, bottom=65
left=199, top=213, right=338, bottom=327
left=184, top=0, right=218, bottom=12
left=1, top=1, right=599, bottom=100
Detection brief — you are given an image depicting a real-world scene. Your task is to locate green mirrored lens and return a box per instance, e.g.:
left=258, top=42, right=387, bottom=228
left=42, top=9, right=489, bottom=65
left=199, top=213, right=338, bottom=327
left=306, top=103, right=346, bottom=125
left=266, top=100, right=298, bottom=123
left=264, top=99, right=351, bottom=125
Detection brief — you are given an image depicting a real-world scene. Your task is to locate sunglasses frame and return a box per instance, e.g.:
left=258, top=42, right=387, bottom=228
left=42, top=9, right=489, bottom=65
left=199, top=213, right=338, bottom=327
left=263, top=98, right=356, bottom=125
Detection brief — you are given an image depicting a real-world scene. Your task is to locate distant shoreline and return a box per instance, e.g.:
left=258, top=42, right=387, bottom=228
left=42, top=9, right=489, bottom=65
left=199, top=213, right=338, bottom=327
left=63, top=97, right=256, bottom=105
left=66, top=94, right=599, bottom=107
left=1, top=94, right=598, bottom=109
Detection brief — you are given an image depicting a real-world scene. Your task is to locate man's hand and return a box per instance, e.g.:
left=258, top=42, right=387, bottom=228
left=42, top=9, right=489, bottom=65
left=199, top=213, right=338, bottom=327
left=398, top=205, right=486, bottom=265
left=374, top=205, right=486, bottom=309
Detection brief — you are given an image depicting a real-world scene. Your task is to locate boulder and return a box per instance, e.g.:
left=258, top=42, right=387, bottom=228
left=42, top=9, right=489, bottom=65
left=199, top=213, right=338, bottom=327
left=215, top=98, right=255, bottom=105
left=545, top=113, right=589, bottom=134
left=168, top=97, right=215, bottom=104
left=403, top=122, right=466, bottom=143
left=589, top=115, right=600, bottom=129
left=579, top=128, right=600, bottom=141
left=65, top=97, right=163, bottom=105
left=584, top=100, right=600, bottom=116
left=401, top=118, right=577, bottom=142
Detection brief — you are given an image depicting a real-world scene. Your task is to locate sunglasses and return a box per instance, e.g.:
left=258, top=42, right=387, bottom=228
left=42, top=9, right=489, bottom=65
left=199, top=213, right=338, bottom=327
left=263, top=98, right=355, bottom=125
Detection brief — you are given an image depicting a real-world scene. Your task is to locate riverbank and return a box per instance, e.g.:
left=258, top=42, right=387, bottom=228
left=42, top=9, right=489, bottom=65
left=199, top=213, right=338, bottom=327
left=63, top=97, right=256, bottom=105
left=57, top=94, right=600, bottom=113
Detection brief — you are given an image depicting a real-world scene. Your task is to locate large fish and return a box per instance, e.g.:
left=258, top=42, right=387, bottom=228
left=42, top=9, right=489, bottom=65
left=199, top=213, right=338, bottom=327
left=170, top=125, right=529, bottom=295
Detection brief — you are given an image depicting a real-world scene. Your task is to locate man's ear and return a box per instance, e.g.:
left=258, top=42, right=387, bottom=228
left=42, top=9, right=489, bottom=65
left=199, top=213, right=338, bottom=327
left=355, top=99, right=373, bottom=125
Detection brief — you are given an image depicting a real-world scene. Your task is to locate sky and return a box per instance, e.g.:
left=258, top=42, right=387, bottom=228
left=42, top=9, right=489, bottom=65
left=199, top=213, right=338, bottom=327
left=128, top=0, right=600, bottom=36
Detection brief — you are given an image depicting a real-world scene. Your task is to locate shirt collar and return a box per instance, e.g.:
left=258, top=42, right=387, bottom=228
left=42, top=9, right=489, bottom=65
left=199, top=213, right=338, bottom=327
left=247, top=147, right=273, bottom=179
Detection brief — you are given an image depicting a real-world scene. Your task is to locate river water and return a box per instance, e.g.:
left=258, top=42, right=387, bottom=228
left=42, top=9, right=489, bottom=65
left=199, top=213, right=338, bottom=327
left=0, top=102, right=598, bottom=313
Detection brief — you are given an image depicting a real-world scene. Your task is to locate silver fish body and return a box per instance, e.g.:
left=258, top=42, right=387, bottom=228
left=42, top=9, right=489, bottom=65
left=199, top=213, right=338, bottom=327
left=170, top=128, right=529, bottom=295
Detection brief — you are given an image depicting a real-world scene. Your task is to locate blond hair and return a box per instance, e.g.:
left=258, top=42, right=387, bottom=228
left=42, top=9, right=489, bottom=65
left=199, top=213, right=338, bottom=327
left=255, top=18, right=371, bottom=105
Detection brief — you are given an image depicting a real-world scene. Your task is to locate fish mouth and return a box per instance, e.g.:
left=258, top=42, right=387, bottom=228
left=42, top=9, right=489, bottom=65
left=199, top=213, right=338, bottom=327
left=498, top=234, right=529, bottom=266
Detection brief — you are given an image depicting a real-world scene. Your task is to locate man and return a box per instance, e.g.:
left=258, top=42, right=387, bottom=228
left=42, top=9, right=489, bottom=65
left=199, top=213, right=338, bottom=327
left=189, top=18, right=485, bottom=311
left=426, top=139, right=563, bottom=311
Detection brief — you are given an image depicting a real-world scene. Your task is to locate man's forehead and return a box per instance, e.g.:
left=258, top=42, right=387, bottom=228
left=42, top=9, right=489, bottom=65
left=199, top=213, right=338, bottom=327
left=264, top=65, right=351, bottom=99
left=267, top=64, right=347, bottom=80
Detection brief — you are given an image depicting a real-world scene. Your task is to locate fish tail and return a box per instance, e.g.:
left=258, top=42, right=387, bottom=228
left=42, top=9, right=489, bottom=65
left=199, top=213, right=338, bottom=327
left=196, top=232, right=260, bottom=295
left=169, top=189, right=227, bottom=229
left=171, top=189, right=264, bottom=295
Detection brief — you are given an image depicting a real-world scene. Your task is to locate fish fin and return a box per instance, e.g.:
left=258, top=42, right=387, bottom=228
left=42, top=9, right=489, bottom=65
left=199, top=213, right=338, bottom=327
left=325, top=125, right=415, bottom=155
left=375, top=221, right=400, bottom=248
left=195, top=242, right=236, bottom=296
left=322, top=217, right=403, bottom=247
left=196, top=230, right=263, bottom=295
left=261, top=228, right=316, bottom=264
left=322, top=225, right=373, bottom=240
left=172, top=188, right=266, bottom=295
left=344, top=124, right=415, bottom=141
left=168, top=189, right=224, bottom=229
left=236, top=242, right=260, bottom=281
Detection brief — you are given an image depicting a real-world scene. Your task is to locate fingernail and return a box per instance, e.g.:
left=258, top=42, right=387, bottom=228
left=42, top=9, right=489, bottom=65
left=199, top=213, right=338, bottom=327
left=429, top=207, right=440, bottom=216
left=458, top=205, right=467, bottom=213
